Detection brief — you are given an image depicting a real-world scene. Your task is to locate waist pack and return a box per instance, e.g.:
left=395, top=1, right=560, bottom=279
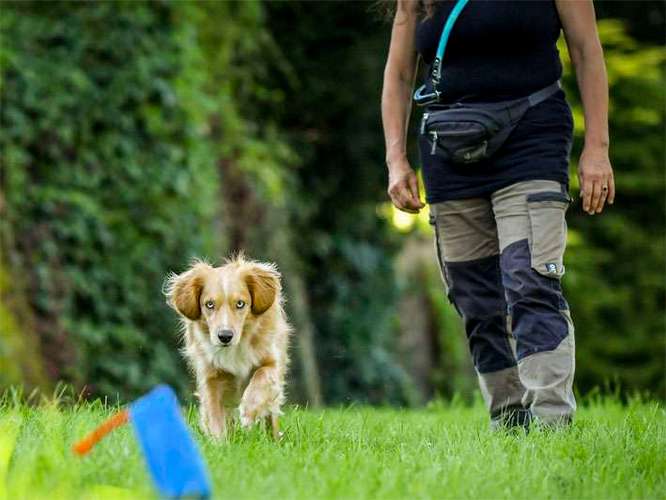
left=420, top=81, right=561, bottom=164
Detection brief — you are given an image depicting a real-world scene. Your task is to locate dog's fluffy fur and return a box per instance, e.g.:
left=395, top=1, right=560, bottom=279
left=165, top=255, right=291, bottom=439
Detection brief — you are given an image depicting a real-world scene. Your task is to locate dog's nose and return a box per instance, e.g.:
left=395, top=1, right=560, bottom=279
left=217, top=329, right=234, bottom=345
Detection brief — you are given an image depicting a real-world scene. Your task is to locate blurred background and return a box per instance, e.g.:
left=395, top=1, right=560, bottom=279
left=1, top=1, right=664, bottom=406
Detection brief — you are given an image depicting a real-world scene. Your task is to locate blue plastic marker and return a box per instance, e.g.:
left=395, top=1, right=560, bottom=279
left=73, top=385, right=212, bottom=498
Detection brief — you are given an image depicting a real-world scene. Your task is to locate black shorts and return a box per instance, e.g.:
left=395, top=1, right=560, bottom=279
left=419, top=88, right=574, bottom=203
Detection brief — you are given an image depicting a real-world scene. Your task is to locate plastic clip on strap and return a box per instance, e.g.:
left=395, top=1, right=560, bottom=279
left=413, top=0, right=471, bottom=106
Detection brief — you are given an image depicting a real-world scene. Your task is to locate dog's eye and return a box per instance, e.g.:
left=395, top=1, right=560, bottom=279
left=205, top=300, right=215, bottom=310
left=236, top=300, right=246, bottom=309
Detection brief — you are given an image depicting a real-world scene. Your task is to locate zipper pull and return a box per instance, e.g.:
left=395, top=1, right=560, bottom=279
left=430, top=131, right=438, bottom=155
left=420, top=113, right=429, bottom=135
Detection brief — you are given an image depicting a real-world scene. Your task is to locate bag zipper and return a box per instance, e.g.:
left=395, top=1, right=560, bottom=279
left=430, top=131, right=438, bottom=155
left=420, top=112, right=429, bottom=135
left=429, top=127, right=487, bottom=137
left=427, top=113, right=503, bottom=130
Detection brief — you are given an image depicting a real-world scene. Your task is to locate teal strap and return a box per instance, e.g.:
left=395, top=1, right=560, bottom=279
left=413, top=0, right=472, bottom=105
left=432, top=0, right=471, bottom=85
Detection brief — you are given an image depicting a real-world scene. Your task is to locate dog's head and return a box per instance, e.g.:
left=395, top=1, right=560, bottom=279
left=165, top=257, right=281, bottom=348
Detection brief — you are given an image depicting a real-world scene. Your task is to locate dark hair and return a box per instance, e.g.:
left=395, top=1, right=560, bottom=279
left=373, top=0, right=437, bottom=22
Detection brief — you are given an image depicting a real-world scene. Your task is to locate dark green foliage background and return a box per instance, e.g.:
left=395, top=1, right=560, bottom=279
left=1, top=3, right=216, bottom=397
left=263, top=1, right=410, bottom=404
left=1, top=1, right=664, bottom=403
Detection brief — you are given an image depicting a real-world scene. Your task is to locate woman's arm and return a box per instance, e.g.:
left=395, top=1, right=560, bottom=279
left=556, top=0, right=615, bottom=214
left=381, top=0, right=424, bottom=214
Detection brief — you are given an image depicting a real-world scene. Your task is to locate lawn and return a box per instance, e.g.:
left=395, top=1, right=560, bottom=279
left=0, top=395, right=664, bottom=499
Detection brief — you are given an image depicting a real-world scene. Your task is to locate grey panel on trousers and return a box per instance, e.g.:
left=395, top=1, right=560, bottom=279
left=478, top=365, right=526, bottom=417
left=430, top=199, right=499, bottom=262
left=519, top=309, right=576, bottom=425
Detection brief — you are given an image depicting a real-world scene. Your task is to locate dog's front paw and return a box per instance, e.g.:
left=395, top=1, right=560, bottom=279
left=200, top=412, right=227, bottom=440
left=238, top=404, right=260, bottom=428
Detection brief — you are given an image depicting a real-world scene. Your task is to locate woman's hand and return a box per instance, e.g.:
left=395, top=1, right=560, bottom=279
left=387, top=158, right=425, bottom=214
left=556, top=0, right=614, bottom=215
left=578, top=146, right=614, bottom=214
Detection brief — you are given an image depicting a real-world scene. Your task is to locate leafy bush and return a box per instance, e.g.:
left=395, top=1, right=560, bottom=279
left=1, top=2, right=218, bottom=398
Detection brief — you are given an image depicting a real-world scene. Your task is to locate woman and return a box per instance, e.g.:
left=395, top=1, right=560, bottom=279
left=381, top=0, right=614, bottom=428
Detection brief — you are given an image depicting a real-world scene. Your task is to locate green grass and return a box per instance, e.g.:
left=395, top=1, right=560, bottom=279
left=0, top=396, right=664, bottom=499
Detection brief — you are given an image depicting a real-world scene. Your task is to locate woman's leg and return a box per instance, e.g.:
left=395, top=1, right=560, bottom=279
left=491, top=180, right=576, bottom=426
left=430, top=198, right=528, bottom=428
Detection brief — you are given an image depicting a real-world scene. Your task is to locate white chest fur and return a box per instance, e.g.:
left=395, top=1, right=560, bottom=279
left=183, top=323, right=262, bottom=382
left=203, top=341, right=259, bottom=381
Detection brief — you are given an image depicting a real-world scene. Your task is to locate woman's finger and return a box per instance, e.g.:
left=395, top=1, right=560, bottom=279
left=607, top=174, right=616, bottom=205
left=393, top=186, right=418, bottom=213
left=407, top=175, right=420, bottom=203
left=596, top=185, right=608, bottom=213
left=401, top=190, right=420, bottom=212
left=581, top=177, right=593, bottom=213
left=390, top=190, right=405, bottom=211
left=407, top=174, right=423, bottom=208
left=596, top=175, right=613, bottom=213
left=590, top=182, right=602, bottom=214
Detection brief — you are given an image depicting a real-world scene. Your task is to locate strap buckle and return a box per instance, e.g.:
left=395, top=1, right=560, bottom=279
left=413, top=84, right=441, bottom=107
left=412, top=0, right=469, bottom=107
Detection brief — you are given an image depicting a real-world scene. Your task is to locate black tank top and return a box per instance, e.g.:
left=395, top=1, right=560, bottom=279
left=415, top=0, right=563, bottom=102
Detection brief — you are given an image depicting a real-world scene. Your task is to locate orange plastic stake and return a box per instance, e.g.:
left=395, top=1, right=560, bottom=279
left=72, top=409, right=129, bottom=456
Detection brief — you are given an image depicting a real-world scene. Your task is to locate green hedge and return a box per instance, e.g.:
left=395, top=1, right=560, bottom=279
left=1, top=2, right=219, bottom=398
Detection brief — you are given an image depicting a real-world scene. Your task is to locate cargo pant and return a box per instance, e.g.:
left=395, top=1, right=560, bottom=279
left=430, top=180, right=576, bottom=427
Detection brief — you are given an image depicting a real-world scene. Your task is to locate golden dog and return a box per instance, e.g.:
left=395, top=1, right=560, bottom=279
left=165, top=255, right=290, bottom=439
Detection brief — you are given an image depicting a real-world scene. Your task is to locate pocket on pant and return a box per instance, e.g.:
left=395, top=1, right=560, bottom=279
left=526, top=191, right=570, bottom=279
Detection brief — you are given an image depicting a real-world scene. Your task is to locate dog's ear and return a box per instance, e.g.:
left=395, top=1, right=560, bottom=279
left=245, top=263, right=281, bottom=315
left=165, top=262, right=211, bottom=320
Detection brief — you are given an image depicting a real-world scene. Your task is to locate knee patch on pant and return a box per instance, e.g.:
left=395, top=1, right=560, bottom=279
left=519, top=326, right=576, bottom=422
left=501, top=239, right=569, bottom=360
left=445, top=256, right=516, bottom=373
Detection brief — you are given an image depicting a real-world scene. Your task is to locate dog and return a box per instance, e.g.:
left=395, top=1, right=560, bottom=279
left=165, top=254, right=291, bottom=440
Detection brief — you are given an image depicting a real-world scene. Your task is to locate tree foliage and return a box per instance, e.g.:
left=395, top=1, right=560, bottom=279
left=0, top=2, right=663, bottom=403
left=1, top=2, right=218, bottom=397
left=0, top=1, right=298, bottom=399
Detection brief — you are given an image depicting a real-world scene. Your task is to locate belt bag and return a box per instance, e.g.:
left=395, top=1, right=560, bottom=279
left=420, top=81, right=561, bottom=164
